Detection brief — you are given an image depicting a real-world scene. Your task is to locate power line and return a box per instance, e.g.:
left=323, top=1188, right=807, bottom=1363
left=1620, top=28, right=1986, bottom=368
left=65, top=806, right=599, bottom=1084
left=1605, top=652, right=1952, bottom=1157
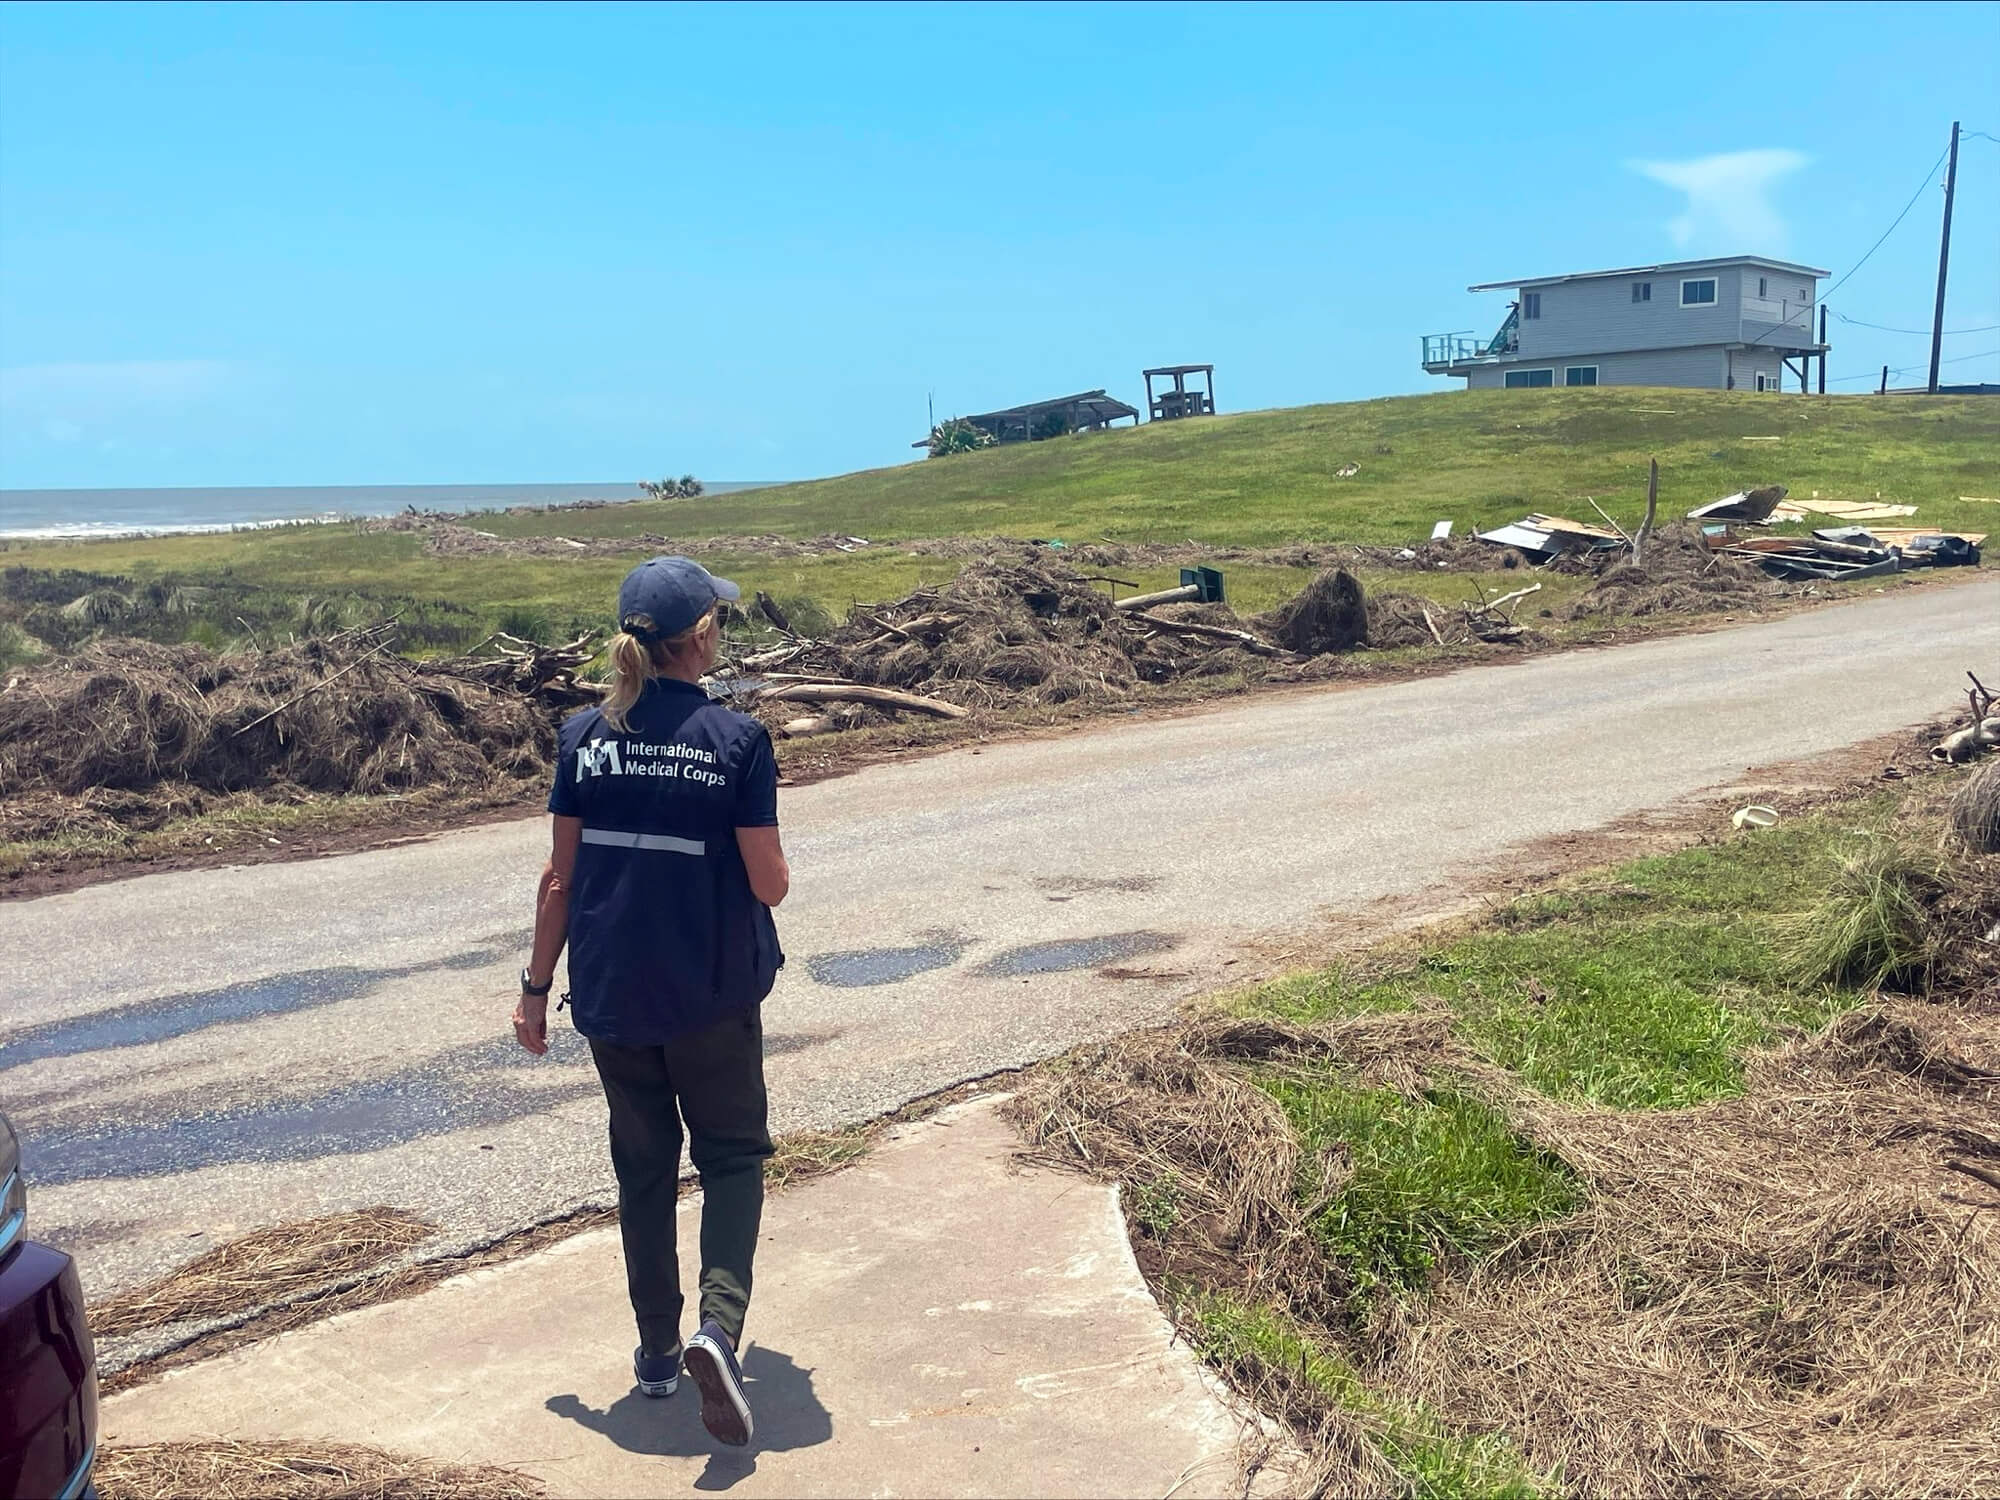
left=1835, top=313, right=2000, bottom=336
left=1815, top=144, right=1952, bottom=305
left=1741, top=140, right=1951, bottom=353
left=1827, top=347, right=2000, bottom=384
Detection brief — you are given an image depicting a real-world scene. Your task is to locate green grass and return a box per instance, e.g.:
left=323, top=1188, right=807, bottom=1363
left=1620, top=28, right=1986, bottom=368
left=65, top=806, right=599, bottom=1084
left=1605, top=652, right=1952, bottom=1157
left=3, top=387, right=1989, bottom=642
left=1239, top=799, right=1898, bottom=1111
left=1264, top=1078, right=1578, bottom=1297
left=421, top=387, right=2000, bottom=546
left=1184, top=1291, right=1547, bottom=1498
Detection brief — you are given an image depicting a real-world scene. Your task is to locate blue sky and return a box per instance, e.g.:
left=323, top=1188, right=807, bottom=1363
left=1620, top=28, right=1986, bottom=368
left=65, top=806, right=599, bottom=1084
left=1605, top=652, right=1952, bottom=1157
left=1, top=1, right=1995, bottom=490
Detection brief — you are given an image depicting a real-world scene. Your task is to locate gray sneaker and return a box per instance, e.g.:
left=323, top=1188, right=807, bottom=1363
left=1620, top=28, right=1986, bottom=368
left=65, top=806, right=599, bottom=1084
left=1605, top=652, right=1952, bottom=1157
left=682, top=1319, right=753, bottom=1445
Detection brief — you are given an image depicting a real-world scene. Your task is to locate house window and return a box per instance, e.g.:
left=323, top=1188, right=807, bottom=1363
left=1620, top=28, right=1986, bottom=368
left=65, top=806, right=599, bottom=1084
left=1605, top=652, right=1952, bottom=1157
left=1798, top=287, right=1809, bottom=301
left=1758, top=276, right=1768, bottom=298
left=1631, top=282, right=1651, bottom=303
left=1755, top=372, right=1771, bottom=392
left=1681, top=278, right=1718, bottom=306
left=1504, top=368, right=1554, bottom=388
left=1565, top=366, right=1598, bottom=386
left=1522, top=291, right=1541, bottom=320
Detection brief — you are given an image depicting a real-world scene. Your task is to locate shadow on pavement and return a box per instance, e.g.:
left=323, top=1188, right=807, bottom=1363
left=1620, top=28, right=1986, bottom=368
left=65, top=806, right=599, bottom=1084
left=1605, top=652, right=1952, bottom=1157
left=546, top=1345, right=832, bottom=1490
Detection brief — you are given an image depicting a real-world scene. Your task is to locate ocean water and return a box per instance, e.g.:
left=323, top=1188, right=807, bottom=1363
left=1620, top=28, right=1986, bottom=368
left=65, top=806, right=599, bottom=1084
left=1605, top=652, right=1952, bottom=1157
left=0, top=481, right=772, bottom=540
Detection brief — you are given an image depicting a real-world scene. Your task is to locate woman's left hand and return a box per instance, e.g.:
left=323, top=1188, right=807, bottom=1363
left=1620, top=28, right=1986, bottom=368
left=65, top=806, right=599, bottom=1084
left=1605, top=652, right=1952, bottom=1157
left=513, top=992, right=549, bottom=1056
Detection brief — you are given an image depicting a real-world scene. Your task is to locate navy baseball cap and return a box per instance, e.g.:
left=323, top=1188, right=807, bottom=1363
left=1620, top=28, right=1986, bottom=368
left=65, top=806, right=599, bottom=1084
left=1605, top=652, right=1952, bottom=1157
left=616, top=556, right=741, bottom=641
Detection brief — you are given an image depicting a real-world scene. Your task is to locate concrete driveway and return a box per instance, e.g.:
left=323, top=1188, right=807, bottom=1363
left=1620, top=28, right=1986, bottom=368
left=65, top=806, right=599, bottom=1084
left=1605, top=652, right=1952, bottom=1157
left=6, top=576, right=1995, bottom=1316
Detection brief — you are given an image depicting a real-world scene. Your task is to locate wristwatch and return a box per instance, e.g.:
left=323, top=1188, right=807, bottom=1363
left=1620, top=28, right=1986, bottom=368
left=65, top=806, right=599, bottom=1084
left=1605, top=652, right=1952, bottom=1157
left=520, top=967, right=554, bottom=997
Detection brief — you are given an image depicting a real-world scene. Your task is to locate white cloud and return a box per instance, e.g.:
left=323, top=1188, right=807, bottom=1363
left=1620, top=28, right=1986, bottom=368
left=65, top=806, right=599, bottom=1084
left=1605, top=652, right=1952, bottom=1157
left=1629, top=149, right=1809, bottom=251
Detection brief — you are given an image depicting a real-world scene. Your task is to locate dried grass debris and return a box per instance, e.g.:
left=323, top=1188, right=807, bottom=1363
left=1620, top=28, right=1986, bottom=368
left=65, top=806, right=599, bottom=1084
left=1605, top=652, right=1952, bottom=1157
left=1384, top=1009, right=2000, bottom=1500
left=93, top=1439, right=543, bottom=1500
left=0, top=633, right=563, bottom=843
left=1565, top=524, right=1777, bottom=620
left=91, top=1207, right=435, bottom=1338
left=1254, top=569, right=1369, bottom=655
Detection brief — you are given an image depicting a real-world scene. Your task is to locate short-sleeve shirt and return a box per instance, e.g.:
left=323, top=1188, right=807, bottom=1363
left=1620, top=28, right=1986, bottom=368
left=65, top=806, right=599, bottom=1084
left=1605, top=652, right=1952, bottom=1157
left=550, top=678, right=783, bottom=1043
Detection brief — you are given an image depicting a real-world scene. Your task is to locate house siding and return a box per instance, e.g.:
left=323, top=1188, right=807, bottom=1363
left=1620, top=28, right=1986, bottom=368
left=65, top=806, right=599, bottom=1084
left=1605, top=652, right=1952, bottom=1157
left=1515, top=265, right=1744, bottom=358
left=1467, top=346, right=1729, bottom=389
left=1727, top=346, right=1790, bottom=392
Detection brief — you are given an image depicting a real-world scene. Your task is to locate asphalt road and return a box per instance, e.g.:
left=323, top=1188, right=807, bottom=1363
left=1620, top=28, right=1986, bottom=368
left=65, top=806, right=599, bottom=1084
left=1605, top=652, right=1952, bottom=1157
left=6, top=577, right=1997, bottom=1307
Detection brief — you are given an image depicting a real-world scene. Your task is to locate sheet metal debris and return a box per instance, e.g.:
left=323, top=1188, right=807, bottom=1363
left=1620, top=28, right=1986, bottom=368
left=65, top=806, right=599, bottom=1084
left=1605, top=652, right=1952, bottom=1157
left=1475, top=513, right=1625, bottom=560
left=1685, top=484, right=1982, bottom=580
left=1686, top=486, right=1789, bottom=524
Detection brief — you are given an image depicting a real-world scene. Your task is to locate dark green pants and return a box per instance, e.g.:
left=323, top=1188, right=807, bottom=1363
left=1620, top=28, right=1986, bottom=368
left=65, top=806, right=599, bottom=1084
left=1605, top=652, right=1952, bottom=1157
left=588, top=1009, right=773, bottom=1354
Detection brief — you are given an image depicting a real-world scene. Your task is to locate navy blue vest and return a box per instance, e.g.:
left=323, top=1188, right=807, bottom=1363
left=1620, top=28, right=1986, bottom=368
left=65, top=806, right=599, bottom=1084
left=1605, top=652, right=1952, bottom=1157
left=549, top=679, right=783, bottom=1044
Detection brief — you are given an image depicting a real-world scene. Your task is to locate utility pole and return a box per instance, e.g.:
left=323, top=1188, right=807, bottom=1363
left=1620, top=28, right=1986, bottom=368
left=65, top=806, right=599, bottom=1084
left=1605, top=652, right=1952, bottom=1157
left=1818, top=304, right=1828, bottom=395
left=1928, top=121, right=1961, bottom=395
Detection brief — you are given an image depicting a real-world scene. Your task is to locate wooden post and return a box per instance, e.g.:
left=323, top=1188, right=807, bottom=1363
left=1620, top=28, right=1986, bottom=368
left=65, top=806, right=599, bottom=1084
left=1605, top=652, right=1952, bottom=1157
left=1880, top=364, right=1890, bottom=395
left=1633, top=457, right=1659, bottom=565
left=1818, top=304, right=1828, bottom=395
left=1929, top=121, right=1961, bottom=395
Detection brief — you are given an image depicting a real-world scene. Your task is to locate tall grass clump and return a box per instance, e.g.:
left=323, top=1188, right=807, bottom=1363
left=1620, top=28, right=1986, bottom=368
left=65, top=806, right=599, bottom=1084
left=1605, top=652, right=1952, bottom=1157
left=1949, top=761, right=2000, bottom=856
left=1778, top=836, right=1945, bottom=993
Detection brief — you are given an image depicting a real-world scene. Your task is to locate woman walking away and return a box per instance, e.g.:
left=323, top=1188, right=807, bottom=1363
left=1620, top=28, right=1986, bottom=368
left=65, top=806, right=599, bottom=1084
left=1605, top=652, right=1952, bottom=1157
left=512, top=556, right=788, bottom=1448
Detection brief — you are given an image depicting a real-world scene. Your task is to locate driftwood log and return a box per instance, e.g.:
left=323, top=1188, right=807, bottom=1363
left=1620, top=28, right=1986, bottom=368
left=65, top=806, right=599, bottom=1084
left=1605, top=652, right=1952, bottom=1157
left=757, top=682, right=970, bottom=719
left=1125, top=611, right=1287, bottom=657
left=1114, top=584, right=1204, bottom=611
left=1934, top=672, right=2000, bottom=763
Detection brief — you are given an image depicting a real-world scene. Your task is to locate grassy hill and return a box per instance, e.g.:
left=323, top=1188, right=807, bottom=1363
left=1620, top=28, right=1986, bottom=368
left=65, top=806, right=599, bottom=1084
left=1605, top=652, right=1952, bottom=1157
left=5, top=388, right=1995, bottom=658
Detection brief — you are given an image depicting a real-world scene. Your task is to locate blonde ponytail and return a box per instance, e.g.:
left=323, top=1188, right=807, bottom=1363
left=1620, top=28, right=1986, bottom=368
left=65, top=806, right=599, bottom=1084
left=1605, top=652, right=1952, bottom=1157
left=599, top=607, right=718, bottom=732
left=600, top=631, right=654, bottom=732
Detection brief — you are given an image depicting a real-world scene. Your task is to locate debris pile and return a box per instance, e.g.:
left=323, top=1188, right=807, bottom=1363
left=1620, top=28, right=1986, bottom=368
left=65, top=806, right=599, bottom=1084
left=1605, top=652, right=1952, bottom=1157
left=1716, top=525, right=1983, bottom=581
left=719, top=558, right=1566, bottom=734
left=1565, top=523, right=1778, bottom=618
left=720, top=557, right=1287, bottom=731
left=380, top=522, right=873, bottom=561
left=1686, top=485, right=1983, bottom=580
left=0, top=626, right=582, bottom=842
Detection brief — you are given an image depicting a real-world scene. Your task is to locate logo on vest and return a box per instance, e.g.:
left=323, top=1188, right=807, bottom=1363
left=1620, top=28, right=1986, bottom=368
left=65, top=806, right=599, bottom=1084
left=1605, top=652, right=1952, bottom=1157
left=575, top=738, right=728, bottom=788
left=576, top=740, right=625, bottom=778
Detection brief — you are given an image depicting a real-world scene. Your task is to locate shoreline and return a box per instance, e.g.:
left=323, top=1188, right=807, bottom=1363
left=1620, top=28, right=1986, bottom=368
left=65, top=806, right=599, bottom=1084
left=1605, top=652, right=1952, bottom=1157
left=0, top=479, right=778, bottom=543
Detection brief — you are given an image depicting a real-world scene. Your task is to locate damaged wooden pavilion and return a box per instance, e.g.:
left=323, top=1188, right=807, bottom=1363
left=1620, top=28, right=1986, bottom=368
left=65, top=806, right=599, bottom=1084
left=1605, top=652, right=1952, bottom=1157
left=914, top=389, right=1141, bottom=448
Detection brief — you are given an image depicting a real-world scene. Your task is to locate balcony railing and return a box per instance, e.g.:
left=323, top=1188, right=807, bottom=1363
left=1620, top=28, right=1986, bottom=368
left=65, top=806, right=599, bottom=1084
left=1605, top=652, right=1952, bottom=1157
left=1424, top=332, right=1483, bottom=367
left=1422, top=328, right=1517, bottom=369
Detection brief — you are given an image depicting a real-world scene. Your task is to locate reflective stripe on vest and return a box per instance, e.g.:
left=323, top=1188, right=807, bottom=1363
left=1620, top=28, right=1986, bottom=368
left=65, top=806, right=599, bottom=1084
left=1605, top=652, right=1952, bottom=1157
left=580, top=828, right=707, bottom=855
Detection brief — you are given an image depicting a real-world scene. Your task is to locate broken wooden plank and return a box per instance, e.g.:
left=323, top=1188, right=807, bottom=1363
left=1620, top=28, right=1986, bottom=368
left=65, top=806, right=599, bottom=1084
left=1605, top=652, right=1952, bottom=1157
left=1524, top=512, right=1625, bottom=542
left=1790, top=499, right=1920, bottom=519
